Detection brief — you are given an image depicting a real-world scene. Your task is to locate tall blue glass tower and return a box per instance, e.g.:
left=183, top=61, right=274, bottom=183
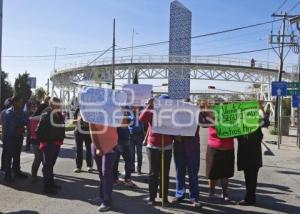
left=168, top=0, right=192, bottom=99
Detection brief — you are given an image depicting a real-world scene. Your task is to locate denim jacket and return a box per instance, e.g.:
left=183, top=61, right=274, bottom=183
left=3, top=107, right=27, bottom=139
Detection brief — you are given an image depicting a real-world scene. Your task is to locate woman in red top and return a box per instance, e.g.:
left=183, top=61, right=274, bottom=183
left=139, top=96, right=173, bottom=206
left=205, top=105, right=234, bottom=201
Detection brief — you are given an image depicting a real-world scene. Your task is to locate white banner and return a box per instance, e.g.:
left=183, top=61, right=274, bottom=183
left=123, top=84, right=153, bottom=106
left=152, top=99, right=199, bottom=136
left=79, top=87, right=127, bottom=127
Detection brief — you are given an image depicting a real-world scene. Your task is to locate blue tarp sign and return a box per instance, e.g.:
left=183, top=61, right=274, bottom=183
left=272, top=81, right=287, bottom=96
left=292, top=94, right=300, bottom=108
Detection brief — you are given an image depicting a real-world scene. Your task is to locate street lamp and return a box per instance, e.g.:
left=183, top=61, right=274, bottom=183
left=51, top=47, right=66, bottom=97
left=53, top=47, right=66, bottom=72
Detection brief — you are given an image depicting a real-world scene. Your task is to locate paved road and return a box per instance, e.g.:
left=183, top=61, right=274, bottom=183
left=0, top=128, right=300, bottom=214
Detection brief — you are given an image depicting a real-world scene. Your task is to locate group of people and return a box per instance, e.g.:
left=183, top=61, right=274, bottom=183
left=0, top=94, right=268, bottom=212
left=1, top=95, right=65, bottom=195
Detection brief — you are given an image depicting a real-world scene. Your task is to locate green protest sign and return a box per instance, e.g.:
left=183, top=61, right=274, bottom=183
left=213, top=101, right=260, bottom=138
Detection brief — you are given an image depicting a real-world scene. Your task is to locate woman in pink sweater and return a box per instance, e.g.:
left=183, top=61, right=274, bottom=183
left=205, top=106, right=234, bottom=201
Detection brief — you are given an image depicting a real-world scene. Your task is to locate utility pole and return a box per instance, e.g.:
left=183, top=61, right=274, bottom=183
left=46, top=79, right=49, bottom=95
left=290, top=15, right=300, bottom=149
left=0, top=0, right=3, bottom=109
left=128, top=28, right=135, bottom=84
left=112, top=18, right=116, bottom=90
left=131, top=28, right=135, bottom=63
left=270, top=13, right=297, bottom=148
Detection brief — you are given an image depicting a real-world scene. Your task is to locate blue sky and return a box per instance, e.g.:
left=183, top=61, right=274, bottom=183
left=3, top=0, right=300, bottom=91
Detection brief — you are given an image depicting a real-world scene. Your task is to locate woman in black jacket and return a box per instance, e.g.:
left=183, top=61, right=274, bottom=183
left=36, top=97, right=65, bottom=194
left=237, top=103, right=267, bottom=206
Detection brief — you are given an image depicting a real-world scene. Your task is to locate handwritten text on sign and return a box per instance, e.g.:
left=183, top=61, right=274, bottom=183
left=152, top=99, right=199, bottom=136
left=79, top=87, right=127, bottom=127
left=213, top=101, right=260, bottom=138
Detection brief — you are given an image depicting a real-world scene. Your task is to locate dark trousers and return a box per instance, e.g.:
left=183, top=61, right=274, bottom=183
left=75, top=132, right=92, bottom=169
left=244, top=168, right=259, bottom=203
left=31, top=142, right=43, bottom=177
left=26, top=129, right=31, bottom=149
left=1, top=138, right=7, bottom=171
left=92, top=144, right=117, bottom=207
left=129, top=133, right=144, bottom=172
left=42, top=143, right=60, bottom=186
left=174, top=141, right=200, bottom=201
left=113, top=140, right=132, bottom=180
left=147, top=148, right=172, bottom=201
left=4, top=136, right=23, bottom=178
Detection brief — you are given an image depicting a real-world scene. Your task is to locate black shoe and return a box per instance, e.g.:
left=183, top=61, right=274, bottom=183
left=15, top=172, right=28, bottom=179
left=137, top=171, right=142, bottom=175
left=238, top=200, right=255, bottom=206
left=44, top=186, right=57, bottom=195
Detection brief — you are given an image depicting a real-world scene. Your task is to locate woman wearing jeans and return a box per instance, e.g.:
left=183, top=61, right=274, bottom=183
left=90, top=124, right=118, bottom=212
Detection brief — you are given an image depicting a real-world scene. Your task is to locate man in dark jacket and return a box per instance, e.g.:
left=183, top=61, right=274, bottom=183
left=73, top=107, right=93, bottom=173
left=3, top=96, right=28, bottom=182
left=36, top=97, right=65, bottom=194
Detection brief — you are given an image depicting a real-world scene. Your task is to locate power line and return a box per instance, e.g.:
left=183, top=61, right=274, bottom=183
left=86, top=46, right=112, bottom=66
left=3, top=19, right=282, bottom=59
left=117, top=19, right=282, bottom=52
left=200, top=47, right=280, bottom=57
left=275, top=0, right=289, bottom=13
left=289, top=1, right=300, bottom=13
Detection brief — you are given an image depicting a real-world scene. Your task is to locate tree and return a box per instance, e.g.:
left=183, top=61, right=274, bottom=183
left=14, top=72, right=32, bottom=103
left=34, top=87, right=46, bottom=102
left=0, top=71, right=13, bottom=109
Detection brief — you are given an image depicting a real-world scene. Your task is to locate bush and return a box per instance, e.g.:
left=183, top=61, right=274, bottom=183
left=269, top=126, right=277, bottom=135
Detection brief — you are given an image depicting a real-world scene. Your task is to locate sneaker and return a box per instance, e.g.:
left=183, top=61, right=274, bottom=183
left=191, top=199, right=202, bottom=208
left=171, top=197, right=184, bottom=204
left=73, top=168, right=81, bottom=173
left=124, top=179, right=137, bottom=188
left=87, top=167, right=93, bottom=173
left=98, top=204, right=111, bottom=212
left=147, top=200, right=156, bottom=206
left=222, top=194, right=230, bottom=202
left=113, top=180, right=125, bottom=186
left=238, top=200, right=255, bottom=206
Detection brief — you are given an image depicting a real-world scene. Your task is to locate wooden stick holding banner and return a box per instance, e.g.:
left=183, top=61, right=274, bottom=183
left=151, top=98, right=199, bottom=208
left=161, top=135, right=165, bottom=208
